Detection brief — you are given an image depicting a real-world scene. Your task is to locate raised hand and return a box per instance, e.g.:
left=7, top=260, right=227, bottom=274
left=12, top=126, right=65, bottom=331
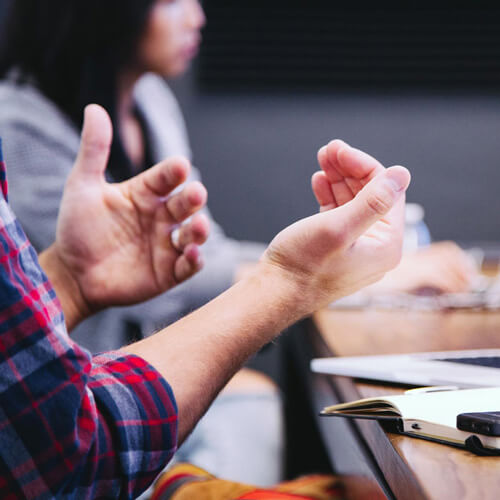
left=43, top=104, right=209, bottom=328
left=262, top=140, right=411, bottom=313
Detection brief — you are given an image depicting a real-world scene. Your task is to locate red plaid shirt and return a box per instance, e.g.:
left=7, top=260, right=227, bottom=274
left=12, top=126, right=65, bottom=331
left=0, top=142, right=178, bottom=499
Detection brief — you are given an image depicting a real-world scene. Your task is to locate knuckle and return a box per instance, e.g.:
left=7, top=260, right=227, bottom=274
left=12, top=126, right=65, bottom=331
left=83, top=138, right=108, bottom=157
left=166, top=196, right=185, bottom=223
left=365, top=190, right=393, bottom=216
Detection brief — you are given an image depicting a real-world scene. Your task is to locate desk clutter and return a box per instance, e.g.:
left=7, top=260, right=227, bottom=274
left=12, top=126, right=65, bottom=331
left=313, top=276, right=500, bottom=498
left=330, top=291, right=500, bottom=311
left=320, top=387, right=500, bottom=456
left=330, top=275, right=500, bottom=311
left=330, top=249, right=500, bottom=311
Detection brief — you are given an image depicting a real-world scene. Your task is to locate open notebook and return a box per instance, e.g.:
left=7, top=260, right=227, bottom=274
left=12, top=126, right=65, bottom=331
left=320, top=387, right=500, bottom=454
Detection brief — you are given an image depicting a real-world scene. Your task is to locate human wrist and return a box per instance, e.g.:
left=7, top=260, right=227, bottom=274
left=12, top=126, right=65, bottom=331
left=38, top=245, right=92, bottom=331
left=251, top=259, right=322, bottom=324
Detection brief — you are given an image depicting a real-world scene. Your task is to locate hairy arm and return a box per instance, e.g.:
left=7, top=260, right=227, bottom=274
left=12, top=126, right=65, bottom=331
left=126, top=156, right=410, bottom=441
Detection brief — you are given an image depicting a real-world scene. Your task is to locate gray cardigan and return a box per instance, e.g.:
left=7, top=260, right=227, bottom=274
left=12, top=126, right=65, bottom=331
left=0, top=73, right=264, bottom=352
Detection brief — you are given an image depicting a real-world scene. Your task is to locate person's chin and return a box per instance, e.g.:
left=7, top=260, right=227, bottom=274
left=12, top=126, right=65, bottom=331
left=184, top=43, right=200, bottom=59
left=158, top=61, right=190, bottom=79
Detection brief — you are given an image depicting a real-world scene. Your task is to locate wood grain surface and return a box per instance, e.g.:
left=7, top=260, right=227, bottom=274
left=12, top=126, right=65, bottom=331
left=312, top=308, right=500, bottom=500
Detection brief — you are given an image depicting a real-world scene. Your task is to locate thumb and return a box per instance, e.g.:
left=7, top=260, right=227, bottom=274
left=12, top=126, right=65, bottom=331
left=73, top=104, right=113, bottom=180
left=333, top=166, right=411, bottom=244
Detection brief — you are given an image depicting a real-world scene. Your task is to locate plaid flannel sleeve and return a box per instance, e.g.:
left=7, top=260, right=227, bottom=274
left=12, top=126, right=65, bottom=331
left=0, top=145, right=178, bottom=499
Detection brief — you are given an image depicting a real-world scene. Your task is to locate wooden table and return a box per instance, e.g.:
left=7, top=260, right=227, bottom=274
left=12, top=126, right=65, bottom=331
left=308, top=307, right=500, bottom=500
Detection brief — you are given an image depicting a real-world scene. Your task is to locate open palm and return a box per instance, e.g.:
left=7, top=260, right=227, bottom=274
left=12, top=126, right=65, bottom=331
left=55, top=105, right=209, bottom=312
left=263, top=140, right=410, bottom=311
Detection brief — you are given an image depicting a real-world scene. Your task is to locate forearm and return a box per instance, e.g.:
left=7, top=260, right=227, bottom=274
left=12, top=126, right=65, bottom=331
left=123, top=262, right=307, bottom=442
left=39, top=245, right=90, bottom=331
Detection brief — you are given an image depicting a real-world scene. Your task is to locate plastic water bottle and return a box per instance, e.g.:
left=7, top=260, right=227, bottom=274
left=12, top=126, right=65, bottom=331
left=403, top=203, right=431, bottom=253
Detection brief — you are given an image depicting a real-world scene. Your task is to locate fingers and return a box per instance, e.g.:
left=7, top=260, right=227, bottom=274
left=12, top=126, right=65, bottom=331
left=73, top=104, right=113, bottom=180
left=125, top=156, right=207, bottom=219
left=311, top=171, right=336, bottom=211
left=132, top=156, right=191, bottom=201
left=170, top=215, right=209, bottom=283
left=317, top=141, right=344, bottom=183
left=174, top=243, right=204, bottom=283
left=330, top=166, right=411, bottom=245
left=166, top=181, right=208, bottom=223
left=318, top=140, right=385, bottom=182
left=171, top=213, right=210, bottom=251
left=316, top=140, right=386, bottom=207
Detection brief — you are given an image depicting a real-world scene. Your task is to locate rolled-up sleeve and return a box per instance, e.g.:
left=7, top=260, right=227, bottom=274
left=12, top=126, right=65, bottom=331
left=0, top=148, right=177, bottom=499
left=84, top=352, right=178, bottom=499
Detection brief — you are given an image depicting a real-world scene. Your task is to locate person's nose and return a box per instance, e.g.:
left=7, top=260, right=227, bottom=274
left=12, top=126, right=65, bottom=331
left=186, top=0, right=206, bottom=30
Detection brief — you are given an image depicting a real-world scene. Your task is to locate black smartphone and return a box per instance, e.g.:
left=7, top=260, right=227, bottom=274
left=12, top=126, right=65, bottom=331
left=457, top=411, right=500, bottom=436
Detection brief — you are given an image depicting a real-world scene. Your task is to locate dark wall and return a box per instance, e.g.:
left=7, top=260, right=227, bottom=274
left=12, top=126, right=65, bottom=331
left=172, top=71, right=500, bottom=245
left=170, top=2, right=500, bottom=246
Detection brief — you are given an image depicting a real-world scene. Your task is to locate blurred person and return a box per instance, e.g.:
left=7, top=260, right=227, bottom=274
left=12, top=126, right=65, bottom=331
left=0, top=104, right=411, bottom=498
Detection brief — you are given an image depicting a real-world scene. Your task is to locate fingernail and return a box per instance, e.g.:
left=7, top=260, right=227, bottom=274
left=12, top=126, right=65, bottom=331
left=385, top=166, right=410, bottom=192
left=170, top=228, right=181, bottom=251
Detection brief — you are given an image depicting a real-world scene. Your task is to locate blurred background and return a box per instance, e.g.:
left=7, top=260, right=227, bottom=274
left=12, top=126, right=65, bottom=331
left=169, top=0, right=500, bottom=246
left=2, top=0, right=500, bottom=245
